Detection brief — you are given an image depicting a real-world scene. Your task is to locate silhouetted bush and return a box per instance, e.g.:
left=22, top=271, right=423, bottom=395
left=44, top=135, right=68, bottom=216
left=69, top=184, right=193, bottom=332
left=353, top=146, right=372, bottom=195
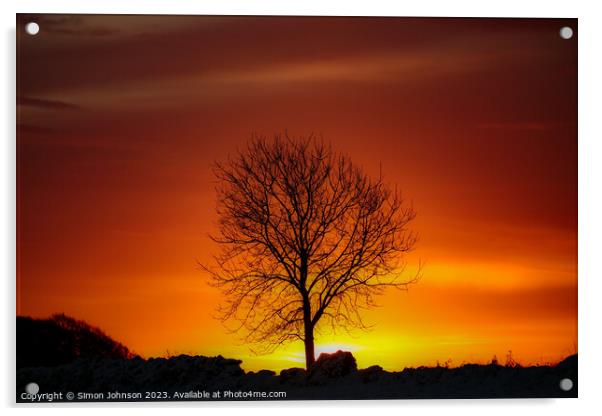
left=17, top=313, right=134, bottom=369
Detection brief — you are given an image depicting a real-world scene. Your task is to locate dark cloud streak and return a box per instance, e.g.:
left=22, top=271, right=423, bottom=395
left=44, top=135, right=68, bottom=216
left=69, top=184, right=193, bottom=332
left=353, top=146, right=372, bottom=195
left=20, top=14, right=119, bottom=37
left=17, top=96, right=82, bottom=111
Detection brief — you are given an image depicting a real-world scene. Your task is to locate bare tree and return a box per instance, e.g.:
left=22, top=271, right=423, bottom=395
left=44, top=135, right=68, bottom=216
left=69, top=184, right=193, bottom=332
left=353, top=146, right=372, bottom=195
left=203, top=133, right=418, bottom=369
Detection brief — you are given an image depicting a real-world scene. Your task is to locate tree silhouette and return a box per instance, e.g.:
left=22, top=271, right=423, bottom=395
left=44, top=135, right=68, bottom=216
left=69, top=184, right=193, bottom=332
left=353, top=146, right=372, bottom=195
left=204, top=133, right=418, bottom=369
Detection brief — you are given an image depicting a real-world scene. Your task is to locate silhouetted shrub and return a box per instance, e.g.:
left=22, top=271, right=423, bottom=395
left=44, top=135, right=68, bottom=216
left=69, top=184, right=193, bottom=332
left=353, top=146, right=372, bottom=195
left=17, top=313, right=134, bottom=369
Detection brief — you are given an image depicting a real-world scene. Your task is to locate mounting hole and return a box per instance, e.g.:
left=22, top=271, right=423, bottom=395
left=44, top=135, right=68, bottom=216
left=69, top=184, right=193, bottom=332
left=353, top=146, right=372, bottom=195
left=559, top=378, right=573, bottom=391
left=559, top=26, right=573, bottom=40
left=25, top=22, right=40, bottom=36
left=25, top=382, right=39, bottom=395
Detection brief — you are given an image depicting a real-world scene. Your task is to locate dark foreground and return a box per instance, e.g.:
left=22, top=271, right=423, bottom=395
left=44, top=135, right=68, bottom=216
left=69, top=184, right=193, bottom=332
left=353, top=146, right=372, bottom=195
left=17, top=351, right=577, bottom=402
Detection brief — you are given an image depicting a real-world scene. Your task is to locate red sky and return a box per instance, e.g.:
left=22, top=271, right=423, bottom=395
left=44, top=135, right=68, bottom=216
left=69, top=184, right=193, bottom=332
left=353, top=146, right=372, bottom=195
left=17, top=15, right=577, bottom=371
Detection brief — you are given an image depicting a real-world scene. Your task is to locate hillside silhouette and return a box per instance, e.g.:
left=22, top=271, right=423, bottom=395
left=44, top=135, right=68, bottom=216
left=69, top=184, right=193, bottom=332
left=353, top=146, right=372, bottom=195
left=17, top=315, right=577, bottom=401
left=17, top=314, right=134, bottom=369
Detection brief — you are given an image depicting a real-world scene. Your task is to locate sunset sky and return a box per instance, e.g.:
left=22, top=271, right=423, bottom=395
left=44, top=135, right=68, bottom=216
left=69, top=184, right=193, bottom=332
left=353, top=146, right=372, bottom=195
left=17, top=15, right=577, bottom=371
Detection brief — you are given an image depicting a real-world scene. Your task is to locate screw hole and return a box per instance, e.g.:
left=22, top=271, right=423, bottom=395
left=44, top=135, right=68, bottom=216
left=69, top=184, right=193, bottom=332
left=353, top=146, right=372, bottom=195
left=25, top=382, right=39, bottom=395
left=25, top=22, right=40, bottom=36
left=559, top=26, right=573, bottom=40
left=559, top=378, right=573, bottom=391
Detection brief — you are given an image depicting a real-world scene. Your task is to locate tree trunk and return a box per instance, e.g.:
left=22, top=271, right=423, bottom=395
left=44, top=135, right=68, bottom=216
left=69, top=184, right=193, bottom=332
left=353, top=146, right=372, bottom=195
left=304, top=321, right=315, bottom=370
left=300, top=255, right=315, bottom=370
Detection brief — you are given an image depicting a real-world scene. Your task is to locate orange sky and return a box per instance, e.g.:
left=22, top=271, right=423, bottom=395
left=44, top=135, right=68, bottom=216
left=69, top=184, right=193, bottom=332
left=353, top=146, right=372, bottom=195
left=16, top=15, right=577, bottom=371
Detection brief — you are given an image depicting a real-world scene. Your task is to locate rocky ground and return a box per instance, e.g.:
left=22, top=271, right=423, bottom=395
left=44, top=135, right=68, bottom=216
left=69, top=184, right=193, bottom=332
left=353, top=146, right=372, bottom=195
left=17, top=350, right=578, bottom=402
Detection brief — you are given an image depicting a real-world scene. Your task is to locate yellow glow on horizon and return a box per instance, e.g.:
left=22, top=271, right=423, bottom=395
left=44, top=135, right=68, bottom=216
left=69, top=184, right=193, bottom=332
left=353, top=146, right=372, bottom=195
left=278, top=343, right=364, bottom=364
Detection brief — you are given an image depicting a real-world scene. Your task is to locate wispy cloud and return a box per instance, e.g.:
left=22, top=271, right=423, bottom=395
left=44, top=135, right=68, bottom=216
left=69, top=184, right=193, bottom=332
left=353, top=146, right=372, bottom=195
left=17, top=96, right=82, bottom=111
left=476, top=122, right=555, bottom=132
left=31, top=15, right=118, bottom=37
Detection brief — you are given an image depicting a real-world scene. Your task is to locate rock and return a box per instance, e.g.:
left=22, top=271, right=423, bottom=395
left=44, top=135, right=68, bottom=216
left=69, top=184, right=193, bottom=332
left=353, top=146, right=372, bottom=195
left=308, top=350, right=357, bottom=385
left=244, top=369, right=278, bottom=390
left=279, top=367, right=307, bottom=386
left=256, top=369, right=276, bottom=377
left=313, top=350, right=357, bottom=377
left=358, top=365, right=384, bottom=383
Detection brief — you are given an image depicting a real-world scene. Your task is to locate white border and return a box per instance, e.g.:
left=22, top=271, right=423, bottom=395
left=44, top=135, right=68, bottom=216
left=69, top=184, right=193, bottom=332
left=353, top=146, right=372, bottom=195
left=3, top=1, right=601, bottom=415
